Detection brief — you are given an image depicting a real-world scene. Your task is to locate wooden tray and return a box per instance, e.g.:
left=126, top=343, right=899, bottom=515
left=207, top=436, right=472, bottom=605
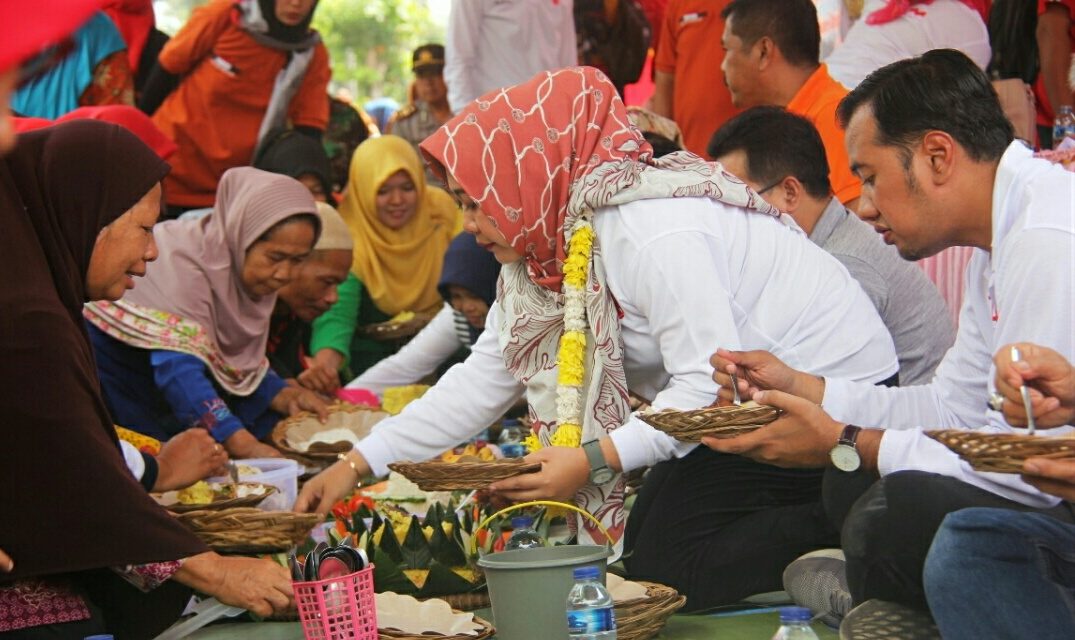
left=615, top=581, right=687, bottom=640
left=360, top=312, right=435, bottom=342
left=637, top=402, right=781, bottom=442
left=928, top=429, right=1075, bottom=473
left=272, top=402, right=389, bottom=463
left=387, top=459, right=542, bottom=491
left=153, top=482, right=276, bottom=514
left=174, top=508, right=322, bottom=553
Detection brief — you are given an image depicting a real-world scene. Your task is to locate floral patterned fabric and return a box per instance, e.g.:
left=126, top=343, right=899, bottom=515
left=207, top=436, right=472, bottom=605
left=0, top=560, right=180, bottom=632
left=421, top=67, right=780, bottom=552
left=84, top=300, right=271, bottom=396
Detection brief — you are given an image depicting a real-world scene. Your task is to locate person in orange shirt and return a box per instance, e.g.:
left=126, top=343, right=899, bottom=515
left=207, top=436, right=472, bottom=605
left=650, top=0, right=738, bottom=157
left=142, top=0, right=330, bottom=216
left=719, top=0, right=861, bottom=211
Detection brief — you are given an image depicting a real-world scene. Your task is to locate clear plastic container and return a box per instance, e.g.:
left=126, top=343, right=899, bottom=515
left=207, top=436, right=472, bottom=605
left=504, top=516, right=547, bottom=551
left=566, top=565, right=617, bottom=639
left=211, top=457, right=302, bottom=511
left=498, top=418, right=526, bottom=458
left=772, top=606, right=820, bottom=640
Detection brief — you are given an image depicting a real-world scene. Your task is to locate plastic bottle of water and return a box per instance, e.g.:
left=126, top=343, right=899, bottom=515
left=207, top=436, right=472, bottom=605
left=771, top=606, right=820, bottom=640
left=566, top=566, right=617, bottom=639
left=504, top=516, right=546, bottom=550
left=1053, top=105, right=1075, bottom=149
left=498, top=418, right=526, bottom=458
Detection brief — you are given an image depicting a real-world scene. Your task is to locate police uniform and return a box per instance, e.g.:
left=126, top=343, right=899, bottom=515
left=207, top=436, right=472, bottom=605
left=389, top=44, right=448, bottom=185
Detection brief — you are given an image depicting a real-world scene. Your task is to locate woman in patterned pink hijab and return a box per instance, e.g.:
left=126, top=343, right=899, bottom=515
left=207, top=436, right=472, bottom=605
left=417, top=66, right=777, bottom=549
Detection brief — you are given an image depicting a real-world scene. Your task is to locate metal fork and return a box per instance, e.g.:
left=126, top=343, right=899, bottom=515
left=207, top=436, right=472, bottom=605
left=1011, top=346, right=1037, bottom=435
left=227, top=460, right=240, bottom=488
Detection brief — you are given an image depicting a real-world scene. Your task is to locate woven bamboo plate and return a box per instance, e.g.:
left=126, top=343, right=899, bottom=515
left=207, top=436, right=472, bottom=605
left=174, top=508, right=322, bottom=553
left=360, top=312, right=435, bottom=342
left=637, top=401, right=782, bottom=442
left=928, top=429, right=1075, bottom=473
left=387, top=459, right=542, bottom=491
left=272, top=402, right=389, bottom=463
left=614, top=581, right=687, bottom=640
left=434, top=590, right=491, bottom=612
left=378, top=613, right=495, bottom=640
left=153, top=482, right=276, bottom=514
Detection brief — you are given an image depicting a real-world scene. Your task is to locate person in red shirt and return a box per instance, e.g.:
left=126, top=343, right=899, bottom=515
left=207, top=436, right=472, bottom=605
left=1036, top=0, right=1075, bottom=147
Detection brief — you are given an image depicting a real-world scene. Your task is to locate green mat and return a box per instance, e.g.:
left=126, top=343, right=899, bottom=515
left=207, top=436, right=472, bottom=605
left=185, top=609, right=838, bottom=639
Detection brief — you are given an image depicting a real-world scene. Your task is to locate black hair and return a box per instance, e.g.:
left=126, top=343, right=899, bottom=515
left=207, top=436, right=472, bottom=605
left=255, top=213, right=321, bottom=244
left=836, top=49, right=1014, bottom=164
left=643, top=132, right=682, bottom=158
left=721, top=0, right=820, bottom=68
left=707, top=106, right=832, bottom=199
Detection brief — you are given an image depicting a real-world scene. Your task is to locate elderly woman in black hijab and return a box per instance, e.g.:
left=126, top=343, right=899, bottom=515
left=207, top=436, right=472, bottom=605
left=0, top=120, right=294, bottom=638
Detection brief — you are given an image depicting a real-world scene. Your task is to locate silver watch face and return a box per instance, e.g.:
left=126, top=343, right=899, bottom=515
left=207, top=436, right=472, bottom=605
left=591, top=467, right=615, bottom=485
left=830, top=444, right=861, bottom=472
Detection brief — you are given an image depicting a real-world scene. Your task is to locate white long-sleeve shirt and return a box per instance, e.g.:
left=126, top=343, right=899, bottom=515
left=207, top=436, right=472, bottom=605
left=347, top=304, right=468, bottom=395
left=445, top=0, right=578, bottom=113
left=822, top=142, right=1075, bottom=506
left=355, top=196, right=898, bottom=476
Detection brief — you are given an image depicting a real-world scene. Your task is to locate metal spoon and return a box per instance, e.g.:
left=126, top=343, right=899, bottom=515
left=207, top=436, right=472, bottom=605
left=1011, top=346, right=1037, bottom=435
left=729, top=370, right=742, bottom=406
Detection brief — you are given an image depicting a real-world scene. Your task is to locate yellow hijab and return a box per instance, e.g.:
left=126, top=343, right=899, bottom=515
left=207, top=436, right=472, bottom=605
left=340, top=135, right=462, bottom=316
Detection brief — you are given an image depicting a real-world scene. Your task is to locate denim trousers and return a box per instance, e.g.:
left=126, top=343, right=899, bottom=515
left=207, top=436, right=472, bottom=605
left=924, top=507, right=1075, bottom=640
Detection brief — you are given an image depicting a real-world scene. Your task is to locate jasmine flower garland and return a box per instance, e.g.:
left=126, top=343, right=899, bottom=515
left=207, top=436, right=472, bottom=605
left=525, top=219, right=595, bottom=452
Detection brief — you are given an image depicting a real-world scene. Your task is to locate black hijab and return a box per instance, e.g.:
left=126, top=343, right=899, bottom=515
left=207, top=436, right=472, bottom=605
left=0, top=121, right=207, bottom=580
left=256, top=0, right=318, bottom=45
left=254, top=127, right=336, bottom=205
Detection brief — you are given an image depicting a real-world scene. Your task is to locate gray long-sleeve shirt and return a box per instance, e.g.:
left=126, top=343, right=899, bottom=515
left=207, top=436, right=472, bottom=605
left=810, top=198, right=956, bottom=384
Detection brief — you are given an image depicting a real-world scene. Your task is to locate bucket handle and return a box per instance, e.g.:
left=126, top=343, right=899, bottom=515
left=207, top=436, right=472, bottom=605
left=469, top=500, right=612, bottom=556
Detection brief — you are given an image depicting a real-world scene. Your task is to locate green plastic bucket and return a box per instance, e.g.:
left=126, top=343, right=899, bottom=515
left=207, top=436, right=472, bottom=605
left=478, top=545, right=611, bottom=640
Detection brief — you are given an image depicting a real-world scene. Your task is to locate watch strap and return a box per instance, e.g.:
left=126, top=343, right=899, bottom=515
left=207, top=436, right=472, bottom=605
left=837, top=424, right=862, bottom=449
left=582, top=439, right=607, bottom=473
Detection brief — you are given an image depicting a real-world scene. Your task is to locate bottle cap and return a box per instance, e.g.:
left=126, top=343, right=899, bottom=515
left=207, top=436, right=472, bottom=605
left=510, top=516, right=534, bottom=529
left=779, top=606, right=813, bottom=623
left=572, top=565, right=600, bottom=580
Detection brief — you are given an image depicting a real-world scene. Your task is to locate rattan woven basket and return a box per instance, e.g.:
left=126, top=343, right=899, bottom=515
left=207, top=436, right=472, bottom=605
left=928, top=429, right=1075, bottom=473
left=272, top=402, right=389, bottom=463
left=154, top=483, right=276, bottom=514
left=637, top=402, right=782, bottom=442
left=614, top=581, right=687, bottom=640
left=387, top=459, right=542, bottom=491
left=360, top=312, right=435, bottom=342
left=434, top=590, right=491, bottom=612
left=378, top=613, right=495, bottom=640
left=174, top=508, right=322, bottom=553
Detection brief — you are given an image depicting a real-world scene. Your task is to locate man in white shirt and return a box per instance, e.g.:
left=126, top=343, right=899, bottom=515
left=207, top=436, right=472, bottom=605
left=707, top=49, right=1075, bottom=617
left=444, top=0, right=578, bottom=113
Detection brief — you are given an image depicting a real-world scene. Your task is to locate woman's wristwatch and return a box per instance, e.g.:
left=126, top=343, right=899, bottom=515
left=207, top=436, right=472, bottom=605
left=582, top=439, right=615, bottom=485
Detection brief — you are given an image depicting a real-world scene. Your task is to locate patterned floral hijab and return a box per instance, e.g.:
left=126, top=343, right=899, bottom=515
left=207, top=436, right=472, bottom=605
left=421, top=67, right=778, bottom=551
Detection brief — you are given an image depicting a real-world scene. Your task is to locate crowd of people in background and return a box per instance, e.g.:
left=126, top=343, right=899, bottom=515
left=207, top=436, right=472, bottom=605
left=0, top=0, right=1073, bottom=638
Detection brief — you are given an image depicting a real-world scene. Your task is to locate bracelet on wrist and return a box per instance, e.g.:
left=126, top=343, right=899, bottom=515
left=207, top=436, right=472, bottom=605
left=337, top=451, right=363, bottom=486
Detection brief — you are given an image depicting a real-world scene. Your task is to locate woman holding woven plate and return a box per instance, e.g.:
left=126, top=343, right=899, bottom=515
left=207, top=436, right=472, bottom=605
left=296, top=66, right=899, bottom=609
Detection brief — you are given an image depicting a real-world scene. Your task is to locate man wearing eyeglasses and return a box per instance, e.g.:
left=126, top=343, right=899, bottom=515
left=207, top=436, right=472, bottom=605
left=709, top=106, right=955, bottom=386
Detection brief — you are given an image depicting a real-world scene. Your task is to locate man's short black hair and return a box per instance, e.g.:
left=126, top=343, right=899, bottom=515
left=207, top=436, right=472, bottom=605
left=708, top=106, right=832, bottom=200
left=836, top=49, right=1014, bottom=164
left=721, top=0, right=820, bottom=68
left=643, top=132, right=682, bottom=158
